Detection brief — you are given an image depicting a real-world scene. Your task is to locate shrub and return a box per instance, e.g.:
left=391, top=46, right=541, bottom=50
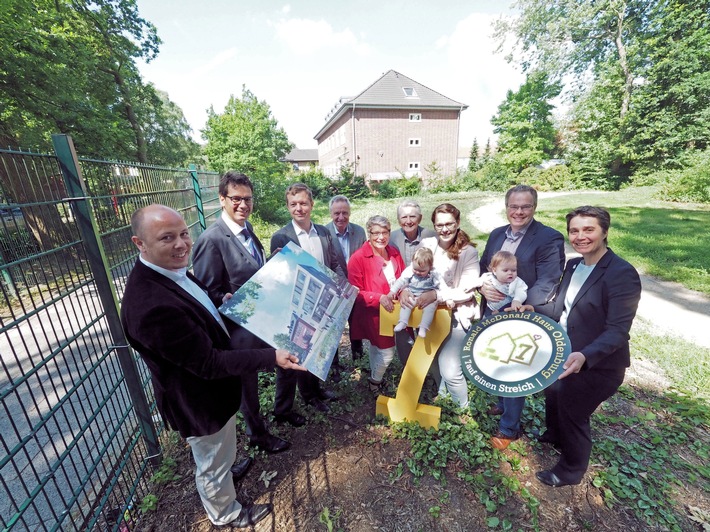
left=517, top=164, right=578, bottom=191
left=657, top=149, right=710, bottom=203
left=372, top=177, right=421, bottom=198
left=468, top=160, right=516, bottom=191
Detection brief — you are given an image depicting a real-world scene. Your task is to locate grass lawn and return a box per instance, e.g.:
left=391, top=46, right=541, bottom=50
left=300, top=186, right=710, bottom=295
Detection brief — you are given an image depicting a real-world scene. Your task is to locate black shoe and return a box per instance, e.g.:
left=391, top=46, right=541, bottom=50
left=225, top=503, right=273, bottom=528
left=273, top=411, right=306, bottom=427
left=230, top=457, right=253, bottom=481
left=249, top=433, right=291, bottom=454
left=306, top=398, right=330, bottom=413
left=535, top=470, right=580, bottom=488
left=319, top=389, right=340, bottom=402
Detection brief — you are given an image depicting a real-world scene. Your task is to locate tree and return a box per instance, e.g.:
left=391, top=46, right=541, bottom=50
left=496, top=0, right=648, bottom=122
left=490, top=71, right=561, bottom=173
left=624, top=0, right=710, bottom=168
left=202, top=87, right=293, bottom=222
left=482, top=138, right=492, bottom=165
left=468, top=138, right=480, bottom=172
left=202, top=87, right=292, bottom=176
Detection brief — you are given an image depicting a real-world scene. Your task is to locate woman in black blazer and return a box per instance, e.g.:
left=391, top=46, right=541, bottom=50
left=533, top=206, right=641, bottom=487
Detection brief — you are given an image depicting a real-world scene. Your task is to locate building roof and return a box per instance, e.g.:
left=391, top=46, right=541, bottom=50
left=315, top=70, right=468, bottom=140
left=283, top=148, right=319, bottom=162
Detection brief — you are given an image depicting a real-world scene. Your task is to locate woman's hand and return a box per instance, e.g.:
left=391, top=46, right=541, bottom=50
left=558, top=352, right=586, bottom=379
left=398, top=288, right=416, bottom=309
left=479, top=281, right=505, bottom=302
left=415, top=290, right=438, bottom=308
left=379, top=293, right=395, bottom=313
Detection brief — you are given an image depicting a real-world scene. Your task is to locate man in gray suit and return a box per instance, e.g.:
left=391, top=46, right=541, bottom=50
left=193, top=172, right=292, bottom=451
left=389, top=199, right=437, bottom=267
left=325, top=195, right=366, bottom=364
left=388, top=199, right=437, bottom=364
left=270, top=183, right=345, bottom=418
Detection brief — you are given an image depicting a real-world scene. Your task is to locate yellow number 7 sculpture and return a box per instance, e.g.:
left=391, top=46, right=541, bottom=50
left=377, top=302, right=451, bottom=429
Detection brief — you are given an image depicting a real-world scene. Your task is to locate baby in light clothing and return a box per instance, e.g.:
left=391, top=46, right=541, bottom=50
left=480, top=251, right=528, bottom=315
left=389, top=248, right=453, bottom=338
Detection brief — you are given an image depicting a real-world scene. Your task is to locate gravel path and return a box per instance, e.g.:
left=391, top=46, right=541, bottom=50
left=468, top=194, right=710, bottom=349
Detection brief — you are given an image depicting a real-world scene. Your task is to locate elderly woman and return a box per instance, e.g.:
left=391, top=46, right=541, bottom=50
left=348, top=215, right=406, bottom=391
left=534, top=206, right=641, bottom=487
left=399, top=203, right=480, bottom=407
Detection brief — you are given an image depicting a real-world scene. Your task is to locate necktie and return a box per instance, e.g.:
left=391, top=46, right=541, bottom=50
left=243, top=229, right=263, bottom=267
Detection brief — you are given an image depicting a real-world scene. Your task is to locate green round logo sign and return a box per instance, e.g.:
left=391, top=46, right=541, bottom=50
left=461, top=311, right=571, bottom=397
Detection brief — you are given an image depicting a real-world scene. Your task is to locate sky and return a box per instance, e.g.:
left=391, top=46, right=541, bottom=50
left=135, top=0, right=524, bottom=150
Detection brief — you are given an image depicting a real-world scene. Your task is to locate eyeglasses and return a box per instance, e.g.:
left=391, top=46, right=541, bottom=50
left=224, top=195, right=253, bottom=205
left=507, top=204, right=534, bottom=211
left=434, top=222, right=457, bottom=231
left=369, top=230, right=390, bottom=238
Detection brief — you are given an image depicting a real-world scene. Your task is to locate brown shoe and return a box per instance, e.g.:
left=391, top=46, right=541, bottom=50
left=490, top=431, right=520, bottom=450
left=487, top=405, right=504, bottom=416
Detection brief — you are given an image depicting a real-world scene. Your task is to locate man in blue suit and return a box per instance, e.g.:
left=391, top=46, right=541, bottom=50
left=271, top=183, right=345, bottom=420
left=479, top=184, right=565, bottom=449
left=193, top=171, right=291, bottom=454
left=326, top=194, right=366, bottom=368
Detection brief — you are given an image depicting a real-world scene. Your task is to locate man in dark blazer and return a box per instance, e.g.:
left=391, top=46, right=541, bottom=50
left=192, top=171, right=290, bottom=453
left=325, top=194, right=366, bottom=367
left=479, top=184, right=565, bottom=450
left=270, top=183, right=345, bottom=419
left=120, top=204, right=303, bottom=528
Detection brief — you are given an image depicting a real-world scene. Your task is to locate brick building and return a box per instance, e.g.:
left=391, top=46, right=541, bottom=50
left=314, top=70, right=467, bottom=184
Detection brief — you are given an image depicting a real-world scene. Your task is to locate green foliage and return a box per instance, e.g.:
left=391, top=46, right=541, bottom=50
left=149, top=457, right=180, bottom=484
left=590, top=387, right=710, bottom=530
left=491, top=71, right=561, bottom=173
left=295, top=167, right=369, bottom=202
left=372, top=177, right=421, bottom=199
left=624, top=0, right=710, bottom=168
left=318, top=506, right=341, bottom=531
left=517, top=164, right=577, bottom=191
left=467, top=160, right=516, bottom=192
left=139, top=494, right=158, bottom=513
left=468, top=138, right=481, bottom=172
left=656, top=149, right=710, bottom=203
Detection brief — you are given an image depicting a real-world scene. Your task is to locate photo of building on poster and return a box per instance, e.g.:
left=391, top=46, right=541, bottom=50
left=219, top=242, right=357, bottom=381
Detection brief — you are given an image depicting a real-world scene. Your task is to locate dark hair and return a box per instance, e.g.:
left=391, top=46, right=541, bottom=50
left=285, top=182, right=313, bottom=202
left=218, top=171, right=254, bottom=197
left=505, top=184, right=538, bottom=208
left=566, top=206, right=611, bottom=243
left=431, top=203, right=475, bottom=260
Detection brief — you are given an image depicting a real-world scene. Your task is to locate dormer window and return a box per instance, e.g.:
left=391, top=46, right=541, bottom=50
left=403, top=87, right=418, bottom=98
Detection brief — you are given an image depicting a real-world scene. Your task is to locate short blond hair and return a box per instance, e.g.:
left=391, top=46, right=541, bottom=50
left=411, top=247, right=434, bottom=269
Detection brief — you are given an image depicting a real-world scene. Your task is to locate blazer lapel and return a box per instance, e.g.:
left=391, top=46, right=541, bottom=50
left=514, top=220, right=539, bottom=259
left=568, top=252, right=612, bottom=311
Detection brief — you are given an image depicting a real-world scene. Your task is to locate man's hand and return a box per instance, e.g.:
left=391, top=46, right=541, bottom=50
left=479, top=281, right=505, bottom=302
left=222, top=292, right=233, bottom=304
left=415, top=290, right=438, bottom=308
left=276, top=349, right=306, bottom=371
left=558, top=352, right=586, bottom=379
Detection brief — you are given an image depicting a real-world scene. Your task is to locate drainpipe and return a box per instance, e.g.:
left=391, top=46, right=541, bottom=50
left=350, top=103, right=357, bottom=175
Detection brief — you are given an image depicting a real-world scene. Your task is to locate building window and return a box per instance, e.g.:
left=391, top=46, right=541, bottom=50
left=409, top=162, right=420, bottom=170
left=409, top=113, right=421, bottom=122
left=409, top=138, right=421, bottom=147
left=403, top=87, right=418, bottom=98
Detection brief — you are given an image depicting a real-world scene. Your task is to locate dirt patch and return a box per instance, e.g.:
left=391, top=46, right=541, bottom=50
left=135, top=339, right=708, bottom=532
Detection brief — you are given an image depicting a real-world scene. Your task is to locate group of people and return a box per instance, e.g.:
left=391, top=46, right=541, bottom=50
left=120, top=176, right=641, bottom=527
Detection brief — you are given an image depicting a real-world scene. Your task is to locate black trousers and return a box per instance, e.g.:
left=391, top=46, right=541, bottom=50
left=544, top=367, right=625, bottom=483
left=273, top=367, right=322, bottom=415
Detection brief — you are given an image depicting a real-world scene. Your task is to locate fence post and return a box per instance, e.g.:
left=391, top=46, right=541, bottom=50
left=189, top=164, right=207, bottom=231
left=51, top=134, right=161, bottom=466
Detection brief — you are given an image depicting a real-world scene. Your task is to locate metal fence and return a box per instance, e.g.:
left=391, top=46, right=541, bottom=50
left=0, top=135, right=221, bottom=531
